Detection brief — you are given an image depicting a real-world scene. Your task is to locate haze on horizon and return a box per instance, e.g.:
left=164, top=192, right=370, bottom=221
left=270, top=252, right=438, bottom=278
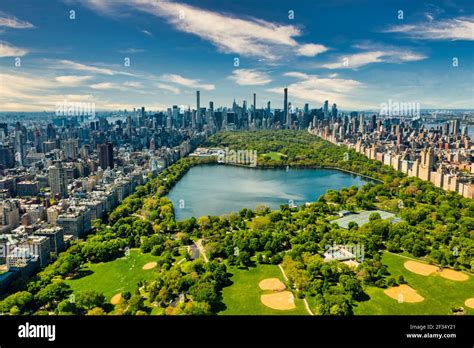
left=0, top=0, right=473, bottom=112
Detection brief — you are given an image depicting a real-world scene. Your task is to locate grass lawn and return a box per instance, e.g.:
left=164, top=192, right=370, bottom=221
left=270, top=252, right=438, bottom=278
left=65, top=249, right=160, bottom=302
left=354, top=252, right=474, bottom=315
left=260, top=152, right=287, bottom=161
left=220, top=262, right=308, bottom=315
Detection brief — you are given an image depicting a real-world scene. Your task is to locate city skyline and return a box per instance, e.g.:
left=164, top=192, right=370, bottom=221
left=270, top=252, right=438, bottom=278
left=0, top=0, right=473, bottom=112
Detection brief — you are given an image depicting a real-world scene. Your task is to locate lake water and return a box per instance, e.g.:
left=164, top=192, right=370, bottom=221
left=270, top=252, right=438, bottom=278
left=167, top=164, right=370, bottom=220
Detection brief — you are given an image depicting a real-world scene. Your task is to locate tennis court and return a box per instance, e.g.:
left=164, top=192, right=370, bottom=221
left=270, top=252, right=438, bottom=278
left=334, top=210, right=395, bottom=229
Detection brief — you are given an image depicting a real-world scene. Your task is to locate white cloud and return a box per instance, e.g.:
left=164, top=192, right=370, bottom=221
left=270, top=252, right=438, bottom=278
left=229, top=69, right=272, bottom=85
left=141, top=29, right=154, bottom=37
left=0, top=72, right=96, bottom=111
left=0, top=12, right=34, bottom=29
left=80, top=0, right=327, bottom=60
left=155, top=83, right=180, bottom=94
left=90, top=81, right=142, bottom=90
left=58, top=60, right=137, bottom=76
left=0, top=41, right=28, bottom=57
left=296, top=44, right=328, bottom=57
left=123, top=81, right=142, bottom=88
left=90, top=82, right=118, bottom=90
left=55, top=75, right=92, bottom=86
left=384, top=16, right=474, bottom=41
left=322, top=51, right=384, bottom=69
left=320, top=48, right=426, bottom=69
left=283, top=72, right=308, bottom=79
left=267, top=72, right=364, bottom=107
left=118, top=48, right=146, bottom=54
left=160, top=73, right=215, bottom=91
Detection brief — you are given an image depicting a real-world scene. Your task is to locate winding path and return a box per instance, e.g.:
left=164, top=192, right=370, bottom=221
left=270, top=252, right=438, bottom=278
left=195, top=239, right=209, bottom=263
left=278, top=264, right=314, bottom=316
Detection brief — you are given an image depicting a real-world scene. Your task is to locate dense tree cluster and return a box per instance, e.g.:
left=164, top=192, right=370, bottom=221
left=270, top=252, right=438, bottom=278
left=1, top=131, right=472, bottom=316
left=204, top=130, right=403, bottom=182
left=0, top=157, right=204, bottom=315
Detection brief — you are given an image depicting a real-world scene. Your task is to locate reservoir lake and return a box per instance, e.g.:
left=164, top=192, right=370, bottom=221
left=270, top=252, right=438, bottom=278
left=167, top=164, right=371, bottom=220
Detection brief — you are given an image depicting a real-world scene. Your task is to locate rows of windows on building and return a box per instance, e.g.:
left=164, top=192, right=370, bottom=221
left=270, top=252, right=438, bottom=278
left=309, top=113, right=473, bottom=198
left=0, top=98, right=216, bottom=292
left=0, top=88, right=472, bottom=290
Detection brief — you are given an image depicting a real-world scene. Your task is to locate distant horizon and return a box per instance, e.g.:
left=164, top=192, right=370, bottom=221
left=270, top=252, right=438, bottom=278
left=0, top=0, right=473, bottom=111
left=0, top=106, right=473, bottom=114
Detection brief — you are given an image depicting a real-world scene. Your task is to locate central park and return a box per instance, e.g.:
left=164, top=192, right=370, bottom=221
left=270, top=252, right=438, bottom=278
left=1, top=130, right=472, bottom=316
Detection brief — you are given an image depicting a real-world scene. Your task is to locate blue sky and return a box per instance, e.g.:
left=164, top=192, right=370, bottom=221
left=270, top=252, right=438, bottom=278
left=0, top=0, right=473, bottom=111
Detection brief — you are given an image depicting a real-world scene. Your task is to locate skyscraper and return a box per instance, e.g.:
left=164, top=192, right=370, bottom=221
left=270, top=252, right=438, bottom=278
left=15, top=131, right=26, bottom=166
left=452, top=119, right=460, bottom=136
left=371, top=114, right=377, bottom=129
left=324, top=100, right=329, bottom=118
left=284, top=88, right=289, bottom=128
left=98, top=142, right=114, bottom=170
left=46, top=124, right=55, bottom=140
left=49, top=162, right=68, bottom=198
left=172, top=105, right=179, bottom=126
left=0, top=145, right=15, bottom=169
left=196, top=91, right=201, bottom=125
left=331, top=103, right=338, bottom=119
left=62, top=139, right=78, bottom=160
left=140, top=106, right=145, bottom=126
left=359, top=113, right=365, bottom=133
left=253, top=93, right=257, bottom=121
left=191, top=110, right=196, bottom=129
left=0, top=123, right=8, bottom=138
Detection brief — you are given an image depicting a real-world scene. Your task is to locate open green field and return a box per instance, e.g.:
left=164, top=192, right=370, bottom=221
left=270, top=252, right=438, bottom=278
left=354, top=252, right=474, bottom=315
left=260, top=152, right=287, bottom=161
left=220, top=263, right=308, bottom=315
left=65, top=249, right=159, bottom=302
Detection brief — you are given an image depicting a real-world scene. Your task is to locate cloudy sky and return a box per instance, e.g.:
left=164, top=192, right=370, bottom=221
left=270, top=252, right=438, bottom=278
left=0, top=0, right=473, bottom=111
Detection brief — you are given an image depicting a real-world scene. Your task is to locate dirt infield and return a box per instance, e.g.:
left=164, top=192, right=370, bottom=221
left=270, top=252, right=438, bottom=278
left=110, top=293, right=122, bottom=305
left=439, top=269, right=469, bottom=281
left=142, top=262, right=157, bottom=270
left=259, top=278, right=286, bottom=291
left=384, top=284, right=424, bottom=303
left=404, top=260, right=439, bottom=276
left=261, top=291, right=296, bottom=310
left=464, top=298, right=474, bottom=309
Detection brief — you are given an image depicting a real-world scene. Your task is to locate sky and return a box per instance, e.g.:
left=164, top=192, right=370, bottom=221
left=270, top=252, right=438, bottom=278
left=0, top=0, right=473, bottom=112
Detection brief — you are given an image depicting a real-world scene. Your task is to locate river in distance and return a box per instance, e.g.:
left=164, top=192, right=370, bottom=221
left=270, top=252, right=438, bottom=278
left=167, top=164, right=370, bottom=221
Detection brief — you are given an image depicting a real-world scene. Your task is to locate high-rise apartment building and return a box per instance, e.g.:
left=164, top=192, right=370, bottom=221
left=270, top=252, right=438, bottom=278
left=98, top=142, right=114, bottom=170
left=49, top=162, right=68, bottom=198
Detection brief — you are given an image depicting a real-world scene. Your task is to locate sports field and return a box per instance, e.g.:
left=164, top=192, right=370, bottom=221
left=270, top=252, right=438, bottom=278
left=354, top=252, right=473, bottom=315
left=220, top=263, right=308, bottom=315
left=334, top=210, right=395, bottom=229
left=65, top=249, right=160, bottom=302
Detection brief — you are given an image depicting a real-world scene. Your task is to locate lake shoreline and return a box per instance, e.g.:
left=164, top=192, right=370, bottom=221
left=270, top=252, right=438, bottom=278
left=198, top=161, right=382, bottom=183
left=167, top=163, right=372, bottom=220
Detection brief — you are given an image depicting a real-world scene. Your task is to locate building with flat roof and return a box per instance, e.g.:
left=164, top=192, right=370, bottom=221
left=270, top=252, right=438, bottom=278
left=22, top=236, right=51, bottom=268
left=34, top=226, right=65, bottom=255
left=16, top=181, right=40, bottom=197
left=56, top=207, right=91, bottom=239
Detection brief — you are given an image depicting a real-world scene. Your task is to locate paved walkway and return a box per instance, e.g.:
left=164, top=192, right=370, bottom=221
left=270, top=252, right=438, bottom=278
left=195, top=239, right=209, bottom=263
left=278, top=264, right=314, bottom=315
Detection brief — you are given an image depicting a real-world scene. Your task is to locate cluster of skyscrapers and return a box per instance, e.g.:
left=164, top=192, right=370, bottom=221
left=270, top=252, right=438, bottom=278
left=310, top=112, right=474, bottom=198
left=0, top=87, right=472, bottom=293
